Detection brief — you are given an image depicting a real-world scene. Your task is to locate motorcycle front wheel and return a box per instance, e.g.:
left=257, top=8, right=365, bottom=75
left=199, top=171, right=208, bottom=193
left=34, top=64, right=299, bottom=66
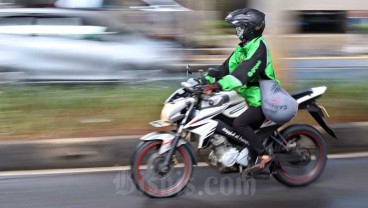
left=131, top=141, right=194, bottom=198
left=273, top=124, right=327, bottom=186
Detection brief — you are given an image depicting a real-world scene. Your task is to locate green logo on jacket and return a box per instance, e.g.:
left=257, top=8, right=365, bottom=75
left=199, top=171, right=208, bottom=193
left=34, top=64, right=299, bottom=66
left=247, top=60, right=261, bottom=77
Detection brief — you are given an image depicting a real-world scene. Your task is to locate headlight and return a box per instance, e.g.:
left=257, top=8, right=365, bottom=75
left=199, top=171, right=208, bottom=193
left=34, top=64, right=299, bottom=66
left=160, top=99, right=187, bottom=123
left=160, top=103, right=174, bottom=122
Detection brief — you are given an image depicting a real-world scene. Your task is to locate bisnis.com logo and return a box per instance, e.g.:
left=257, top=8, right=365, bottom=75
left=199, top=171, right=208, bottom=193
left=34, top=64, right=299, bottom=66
left=113, top=167, right=256, bottom=196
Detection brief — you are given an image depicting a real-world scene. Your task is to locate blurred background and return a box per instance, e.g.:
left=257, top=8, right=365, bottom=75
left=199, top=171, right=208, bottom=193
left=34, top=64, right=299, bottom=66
left=0, top=0, right=367, bottom=140
left=0, top=2, right=367, bottom=207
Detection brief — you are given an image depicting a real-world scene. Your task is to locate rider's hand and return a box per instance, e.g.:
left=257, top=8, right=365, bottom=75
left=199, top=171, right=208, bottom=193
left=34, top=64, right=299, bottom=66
left=204, top=83, right=221, bottom=95
left=194, top=77, right=208, bottom=85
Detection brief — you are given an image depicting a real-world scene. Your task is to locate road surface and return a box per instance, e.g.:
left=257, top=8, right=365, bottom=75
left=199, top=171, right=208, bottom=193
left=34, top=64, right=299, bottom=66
left=0, top=157, right=367, bottom=208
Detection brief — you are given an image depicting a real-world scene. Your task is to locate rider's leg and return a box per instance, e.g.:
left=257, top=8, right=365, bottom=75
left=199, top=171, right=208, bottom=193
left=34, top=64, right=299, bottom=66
left=233, top=106, right=271, bottom=169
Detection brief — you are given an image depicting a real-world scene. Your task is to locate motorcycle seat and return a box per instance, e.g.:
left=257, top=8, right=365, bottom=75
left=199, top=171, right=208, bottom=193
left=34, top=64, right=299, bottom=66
left=290, top=89, right=313, bottom=100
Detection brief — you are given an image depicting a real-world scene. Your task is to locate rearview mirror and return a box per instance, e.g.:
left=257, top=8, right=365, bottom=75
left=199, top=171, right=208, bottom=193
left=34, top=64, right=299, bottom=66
left=186, top=64, right=192, bottom=78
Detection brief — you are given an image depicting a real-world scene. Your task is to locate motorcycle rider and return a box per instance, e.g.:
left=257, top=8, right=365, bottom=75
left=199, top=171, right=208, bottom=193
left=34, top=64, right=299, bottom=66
left=203, top=8, right=280, bottom=170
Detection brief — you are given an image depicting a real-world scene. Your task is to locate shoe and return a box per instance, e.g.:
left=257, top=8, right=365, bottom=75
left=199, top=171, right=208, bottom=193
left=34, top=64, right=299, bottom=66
left=250, top=155, right=272, bottom=170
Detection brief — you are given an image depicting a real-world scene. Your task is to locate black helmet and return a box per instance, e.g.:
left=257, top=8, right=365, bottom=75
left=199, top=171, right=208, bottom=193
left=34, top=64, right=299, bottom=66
left=225, top=8, right=265, bottom=42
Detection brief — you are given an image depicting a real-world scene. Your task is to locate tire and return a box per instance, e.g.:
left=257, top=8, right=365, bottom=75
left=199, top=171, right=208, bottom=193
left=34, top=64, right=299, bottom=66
left=273, top=124, right=327, bottom=187
left=130, top=140, right=194, bottom=198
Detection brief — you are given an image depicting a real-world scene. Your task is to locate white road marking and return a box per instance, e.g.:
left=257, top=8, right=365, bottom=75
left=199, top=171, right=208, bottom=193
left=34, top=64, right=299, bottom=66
left=0, top=162, right=209, bottom=177
left=0, top=153, right=367, bottom=177
left=327, top=152, right=368, bottom=159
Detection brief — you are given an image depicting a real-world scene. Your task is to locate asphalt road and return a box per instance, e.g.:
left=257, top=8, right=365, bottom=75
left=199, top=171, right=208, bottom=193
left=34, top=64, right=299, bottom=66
left=0, top=157, right=367, bottom=208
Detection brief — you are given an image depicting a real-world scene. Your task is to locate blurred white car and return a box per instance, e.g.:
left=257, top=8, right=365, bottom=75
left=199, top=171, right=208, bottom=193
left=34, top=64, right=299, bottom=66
left=0, top=8, right=181, bottom=82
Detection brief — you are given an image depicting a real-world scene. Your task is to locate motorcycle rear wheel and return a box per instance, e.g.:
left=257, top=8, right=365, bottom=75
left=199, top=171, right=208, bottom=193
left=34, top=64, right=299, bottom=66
left=273, top=124, right=327, bottom=186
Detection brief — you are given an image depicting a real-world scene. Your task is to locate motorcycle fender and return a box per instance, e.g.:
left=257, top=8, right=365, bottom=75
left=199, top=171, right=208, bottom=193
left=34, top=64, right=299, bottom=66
left=306, top=103, right=338, bottom=139
left=140, top=132, right=197, bottom=164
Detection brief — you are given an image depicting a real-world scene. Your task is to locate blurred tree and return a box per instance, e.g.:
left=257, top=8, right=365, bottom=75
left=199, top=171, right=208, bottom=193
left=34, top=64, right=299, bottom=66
left=216, top=0, right=248, bottom=17
left=177, top=0, right=248, bottom=12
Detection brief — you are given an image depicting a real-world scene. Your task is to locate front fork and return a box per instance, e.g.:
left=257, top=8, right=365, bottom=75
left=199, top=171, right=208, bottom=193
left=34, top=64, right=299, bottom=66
left=159, top=100, right=195, bottom=174
left=159, top=130, right=184, bottom=174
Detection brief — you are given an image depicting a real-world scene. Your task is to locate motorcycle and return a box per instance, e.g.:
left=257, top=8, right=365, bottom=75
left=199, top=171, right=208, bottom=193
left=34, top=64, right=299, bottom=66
left=130, top=66, right=337, bottom=198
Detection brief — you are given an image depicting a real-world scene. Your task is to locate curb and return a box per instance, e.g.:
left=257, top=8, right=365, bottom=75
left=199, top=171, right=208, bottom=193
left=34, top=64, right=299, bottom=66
left=0, top=123, right=366, bottom=171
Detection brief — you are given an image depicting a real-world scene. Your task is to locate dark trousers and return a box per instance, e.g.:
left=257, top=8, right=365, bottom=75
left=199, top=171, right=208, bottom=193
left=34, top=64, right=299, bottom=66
left=233, top=106, right=265, bottom=158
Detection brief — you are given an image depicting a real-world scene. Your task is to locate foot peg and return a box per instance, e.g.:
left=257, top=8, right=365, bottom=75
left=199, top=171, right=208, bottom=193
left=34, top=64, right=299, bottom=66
left=241, top=163, right=272, bottom=180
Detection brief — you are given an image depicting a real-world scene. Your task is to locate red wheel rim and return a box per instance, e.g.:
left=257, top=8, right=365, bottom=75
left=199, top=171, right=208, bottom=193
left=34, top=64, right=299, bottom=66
left=135, top=142, right=191, bottom=195
left=278, top=131, right=324, bottom=182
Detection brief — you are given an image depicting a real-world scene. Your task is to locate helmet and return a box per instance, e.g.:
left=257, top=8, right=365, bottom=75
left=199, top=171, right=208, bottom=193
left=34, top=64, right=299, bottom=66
left=225, top=8, right=265, bottom=42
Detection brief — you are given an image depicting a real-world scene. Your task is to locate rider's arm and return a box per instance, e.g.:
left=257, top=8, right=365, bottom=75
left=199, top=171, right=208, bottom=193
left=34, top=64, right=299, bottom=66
left=216, top=52, right=233, bottom=78
left=217, top=41, right=267, bottom=91
left=204, top=52, right=233, bottom=84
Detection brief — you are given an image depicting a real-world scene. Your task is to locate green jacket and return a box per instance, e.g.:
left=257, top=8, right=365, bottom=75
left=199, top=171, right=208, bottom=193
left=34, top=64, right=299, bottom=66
left=206, top=36, right=280, bottom=107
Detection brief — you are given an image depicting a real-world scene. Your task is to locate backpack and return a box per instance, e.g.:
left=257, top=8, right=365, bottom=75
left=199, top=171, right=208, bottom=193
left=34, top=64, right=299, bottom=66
left=259, top=80, right=298, bottom=124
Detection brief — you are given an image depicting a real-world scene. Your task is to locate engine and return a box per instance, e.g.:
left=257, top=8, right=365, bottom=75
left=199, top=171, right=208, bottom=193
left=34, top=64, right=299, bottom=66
left=209, top=134, right=250, bottom=167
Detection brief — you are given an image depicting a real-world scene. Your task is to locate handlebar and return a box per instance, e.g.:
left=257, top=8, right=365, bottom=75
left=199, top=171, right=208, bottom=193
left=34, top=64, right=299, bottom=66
left=181, top=80, right=205, bottom=92
left=200, top=94, right=211, bottom=101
